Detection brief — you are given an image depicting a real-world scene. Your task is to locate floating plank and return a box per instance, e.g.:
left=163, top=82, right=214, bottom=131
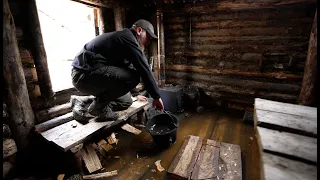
left=254, top=98, right=317, bottom=119
left=219, top=142, right=242, bottom=180
left=80, top=144, right=102, bottom=173
left=191, top=139, right=220, bottom=179
left=255, top=109, right=317, bottom=135
left=40, top=100, right=148, bottom=151
left=3, top=139, right=18, bottom=159
left=258, top=127, right=317, bottom=163
left=82, top=170, right=118, bottom=179
left=167, top=135, right=203, bottom=179
left=263, top=152, right=317, bottom=180
left=121, top=124, right=142, bottom=135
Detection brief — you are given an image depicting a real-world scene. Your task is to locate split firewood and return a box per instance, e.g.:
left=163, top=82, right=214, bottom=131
left=80, top=144, right=102, bottom=173
left=107, top=133, right=118, bottom=145
left=82, top=170, right=118, bottom=179
left=97, top=139, right=113, bottom=152
left=121, top=123, right=142, bottom=135
left=155, top=160, right=165, bottom=172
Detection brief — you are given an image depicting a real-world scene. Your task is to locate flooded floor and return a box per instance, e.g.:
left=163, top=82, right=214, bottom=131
left=96, top=108, right=261, bottom=180
left=14, top=108, right=261, bottom=180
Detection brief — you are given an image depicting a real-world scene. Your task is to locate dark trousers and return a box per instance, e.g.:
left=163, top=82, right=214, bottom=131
left=71, top=66, right=140, bottom=111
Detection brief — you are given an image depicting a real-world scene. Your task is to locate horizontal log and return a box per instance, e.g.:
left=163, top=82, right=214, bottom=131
left=166, top=43, right=308, bottom=55
left=164, top=0, right=316, bottom=13
left=166, top=36, right=309, bottom=45
left=166, top=73, right=301, bottom=93
left=165, top=26, right=309, bottom=37
left=53, top=88, right=86, bottom=106
left=70, top=0, right=113, bottom=8
left=166, top=65, right=303, bottom=80
left=35, top=102, right=72, bottom=123
left=3, top=139, right=18, bottom=159
left=34, top=112, right=74, bottom=133
left=164, top=6, right=316, bottom=22
left=167, top=78, right=298, bottom=103
left=166, top=18, right=313, bottom=30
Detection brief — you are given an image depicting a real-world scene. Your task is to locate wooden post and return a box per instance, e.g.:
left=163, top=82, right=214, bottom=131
left=150, top=12, right=159, bottom=83
left=98, top=8, right=106, bottom=34
left=157, top=0, right=165, bottom=87
left=3, top=0, right=36, bottom=150
left=26, top=0, right=54, bottom=99
left=114, top=5, right=126, bottom=31
left=299, top=10, right=317, bottom=106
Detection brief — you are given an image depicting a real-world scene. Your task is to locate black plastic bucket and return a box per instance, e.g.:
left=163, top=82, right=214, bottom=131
left=146, top=111, right=179, bottom=148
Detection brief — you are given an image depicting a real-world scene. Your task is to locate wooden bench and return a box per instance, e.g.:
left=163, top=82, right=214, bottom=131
left=253, top=98, right=317, bottom=180
left=35, top=98, right=149, bottom=152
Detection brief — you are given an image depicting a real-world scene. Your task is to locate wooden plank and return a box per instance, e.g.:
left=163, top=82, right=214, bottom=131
left=40, top=100, right=148, bottom=151
left=257, top=127, right=317, bottom=162
left=121, top=124, right=142, bottom=135
left=191, top=139, right=220, bottom=179
left=255, top=109, right=317, bottom=135
left=263, top=152, right=317, bottom=180
left=80, top=144, right=102, bottom=173
left=167, top=135, right=203, bottom=179
left=82, top=170, right=118, bottom=179
left=3, top=139, right=18, bottom=159
left=219, top=142, right=242, bottom=180
left=254, top=98, right=317, bottom=119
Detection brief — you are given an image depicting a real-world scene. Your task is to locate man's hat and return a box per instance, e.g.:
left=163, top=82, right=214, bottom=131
left=133, top=19, right=158, bottom=39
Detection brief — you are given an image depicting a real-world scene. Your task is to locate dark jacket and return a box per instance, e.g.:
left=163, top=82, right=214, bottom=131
left=72, top=28, right=160, bottom=99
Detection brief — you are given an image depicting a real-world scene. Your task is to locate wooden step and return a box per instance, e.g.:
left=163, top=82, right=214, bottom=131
left=40, top=100, right=149, bottom=152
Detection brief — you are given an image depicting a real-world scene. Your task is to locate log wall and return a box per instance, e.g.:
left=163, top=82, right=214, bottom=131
left=163, top=0, right=316, bottom=106
left=9, top=0, right=41, bottom=102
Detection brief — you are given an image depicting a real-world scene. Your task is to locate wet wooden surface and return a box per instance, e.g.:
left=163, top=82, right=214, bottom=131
left=95, top=108, right=261, bottom=180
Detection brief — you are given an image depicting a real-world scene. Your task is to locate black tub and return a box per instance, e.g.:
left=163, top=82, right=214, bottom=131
left=146, top=111, right=179, bottom=148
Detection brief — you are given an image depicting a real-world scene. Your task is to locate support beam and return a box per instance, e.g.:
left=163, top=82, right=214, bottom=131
left=150, top=13, right=159, bottom=83
left=299, top=10, right=317, bottom=106
left=157, top=1, right=165, bottom=87
left=114, top=5, right=126, bottom=31
left=26, top=0, right=54, bottom=99
left=3, top=0, right=36, bottom=150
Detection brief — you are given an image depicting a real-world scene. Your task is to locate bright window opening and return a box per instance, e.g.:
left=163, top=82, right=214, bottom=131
left=36, top=0, right=96, bottom=92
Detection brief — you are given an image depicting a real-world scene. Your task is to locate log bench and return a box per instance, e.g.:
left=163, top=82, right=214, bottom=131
left=34, top=98, right=149, bottom=152
left=253, top=98, right=317, bottom=180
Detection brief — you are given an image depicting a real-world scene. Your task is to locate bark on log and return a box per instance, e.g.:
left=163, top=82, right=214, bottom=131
left=166, top=65, right=303, bottom=80
left=3, top=0, right=36, bottom=150
left=157, top=2, right=166, bottom=87
left=26, top=0, right=53, bottom=99
left=3, top=124, right=12, bottom=138
left=299, top=10, right=317, bottom=106
left=3, top=161, right=13, bottom=179
left=34, top=112, right=74, bottom=133
left=114, top=5, right=125, bottom=31
left=3, top=139, right=18, bottom=159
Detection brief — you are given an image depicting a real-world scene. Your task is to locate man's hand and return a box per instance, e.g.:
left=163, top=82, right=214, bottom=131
left=152, top=98, right=164, bottom=111
left=137, top=95, right=148, bottom=102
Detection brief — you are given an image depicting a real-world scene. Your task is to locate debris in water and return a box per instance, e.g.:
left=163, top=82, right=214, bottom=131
left=185, top=113, right=190, bottom=117
left=136, top=154, right=139, bottom=159
left=151, top=169, right=156, bottom=173
left=107, top=133, right=118, bottom=145
left=250, top=137, right=253, bottom=140
left=114, top=156, right=120, bottom=159
left=155, top=160, right=165, bottom=172
left=196, top=106, right=204, bottom=113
